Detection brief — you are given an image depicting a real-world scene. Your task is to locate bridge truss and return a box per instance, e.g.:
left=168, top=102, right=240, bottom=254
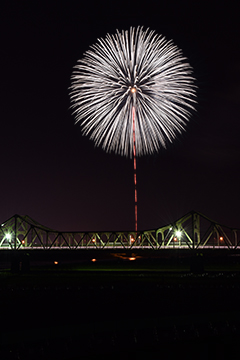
left=0, top=212, right=240, bottom=251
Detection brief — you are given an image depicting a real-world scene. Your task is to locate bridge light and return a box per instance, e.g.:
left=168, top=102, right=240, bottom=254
left=91, top=258, right=97, bottom=262
left=220, top=236, right=223, bottom=241
left=6, top=233, right=11, bottom=241
left=175, top=230, right=182, bottom=238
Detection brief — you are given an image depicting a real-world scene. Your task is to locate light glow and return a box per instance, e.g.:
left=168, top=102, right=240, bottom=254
left=130, top=236, right=135, bottom=243
left=5, top=233, right=11, bottom=240
left=175, top=230, right=182, bottom=238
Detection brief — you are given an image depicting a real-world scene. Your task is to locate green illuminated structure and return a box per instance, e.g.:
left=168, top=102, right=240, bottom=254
left=0, top=211, right=239, bottom=250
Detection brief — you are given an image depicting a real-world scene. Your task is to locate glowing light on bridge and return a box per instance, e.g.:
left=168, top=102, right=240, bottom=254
left=5, top=233, right=11, bottom=241
left=130, top=236, right=135, bottom=243
left=175, top=230, right=182, bottom=238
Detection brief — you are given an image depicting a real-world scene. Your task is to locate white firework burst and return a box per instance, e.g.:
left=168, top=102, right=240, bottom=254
left=70, top=27, right=197, bottom=157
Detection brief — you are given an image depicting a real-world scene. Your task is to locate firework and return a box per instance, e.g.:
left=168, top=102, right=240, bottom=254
left=70, top=27, right=196, bottom=157
left=70, top=27, right=196, bottom=232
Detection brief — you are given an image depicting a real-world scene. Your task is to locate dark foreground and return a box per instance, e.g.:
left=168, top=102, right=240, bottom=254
left=1, top=264, right=240, bottom=360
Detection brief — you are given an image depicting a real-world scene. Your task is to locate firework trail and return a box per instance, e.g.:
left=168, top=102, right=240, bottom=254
left=70, top=27, right=197, bottom=231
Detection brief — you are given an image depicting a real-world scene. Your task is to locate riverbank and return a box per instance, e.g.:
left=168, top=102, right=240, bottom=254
left=1, top=269, right=240, bottom=359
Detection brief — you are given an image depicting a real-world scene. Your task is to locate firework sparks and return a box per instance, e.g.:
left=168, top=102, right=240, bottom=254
left=70, top=27, right=197, bottom=232
left=70, top=27, right=196, bottom=157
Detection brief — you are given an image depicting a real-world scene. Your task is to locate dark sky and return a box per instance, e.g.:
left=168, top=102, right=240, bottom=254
left=1, top=1, right=239, bottom=232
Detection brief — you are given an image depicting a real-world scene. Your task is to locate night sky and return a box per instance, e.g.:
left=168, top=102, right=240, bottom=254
left=1, top=1, right=239, bottom=232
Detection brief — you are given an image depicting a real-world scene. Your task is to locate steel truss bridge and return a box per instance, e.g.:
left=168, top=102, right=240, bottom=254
left=0, top=211, right=240, bottom=251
